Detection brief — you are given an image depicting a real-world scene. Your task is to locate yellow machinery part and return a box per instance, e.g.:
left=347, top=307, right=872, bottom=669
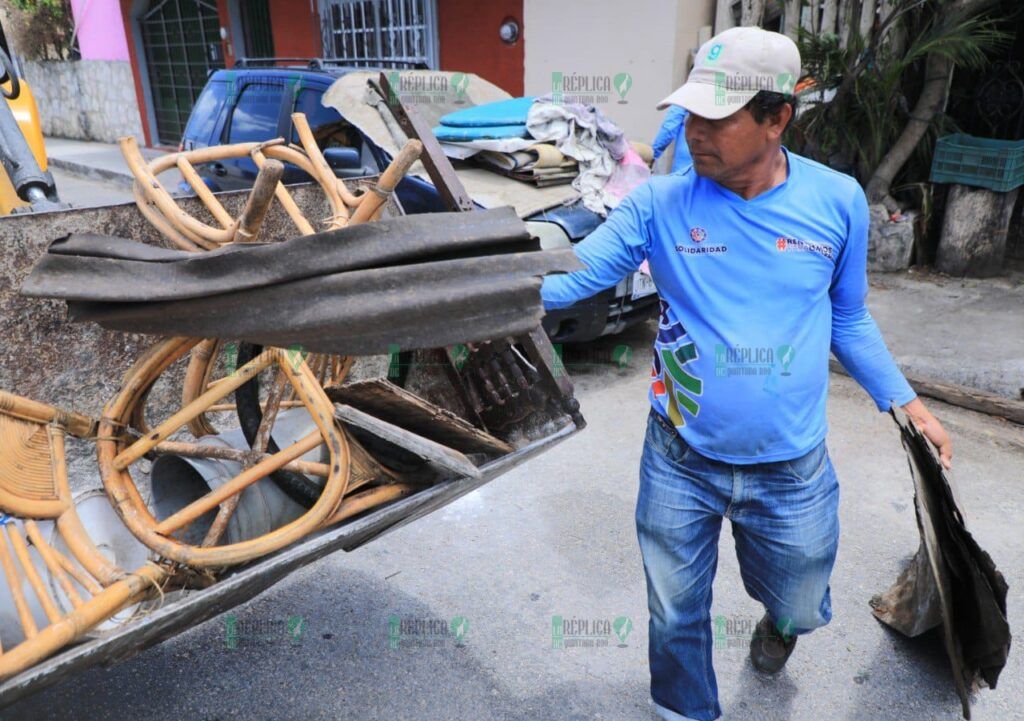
left=0, top=77, right=48, bottom=215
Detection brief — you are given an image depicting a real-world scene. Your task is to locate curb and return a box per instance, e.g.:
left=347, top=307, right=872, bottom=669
left=47, top=156, right=134, bottom=189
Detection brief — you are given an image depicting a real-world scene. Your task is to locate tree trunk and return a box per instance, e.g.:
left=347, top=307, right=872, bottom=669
left=877, top=0, right=906, bottom=57
left=859, top=0, right=877, bottom=37
left=715, top=0, right=736, bottom=33
left=838, top=0, right=855, bottom=48
left=936, top=185, right=1019, bottom=277
left=866, top=0, right=986, bottom=205
left=802, top=0, right=821, bottom=33
left=784, top=0, right=802, bottom=38
left=865, top=52, right=953, bottom=205
left=820, top=0, right=839, bottom=34
left=741, top=0, right=766, bottom=25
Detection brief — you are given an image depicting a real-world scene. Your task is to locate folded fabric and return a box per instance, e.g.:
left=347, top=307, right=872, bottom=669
left=439, top=97, right=536, bottom=128
left=438, top=138, right=539, bottom=160
left=433, top=123, right=531, bottom=142
left=23, top=207, right=583, bottom=356
left=526, top=95, right=631, bottom=215
left=476, top=150, right=538, bottom=172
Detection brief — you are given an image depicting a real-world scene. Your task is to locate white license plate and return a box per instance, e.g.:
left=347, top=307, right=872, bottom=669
left=631, top=271, right=656, bottom=300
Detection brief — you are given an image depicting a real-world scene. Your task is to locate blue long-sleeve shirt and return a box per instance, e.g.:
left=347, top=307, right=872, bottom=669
left=651, top=106, right=692, bottom=173
left=541, top=148, right=916, bottom=463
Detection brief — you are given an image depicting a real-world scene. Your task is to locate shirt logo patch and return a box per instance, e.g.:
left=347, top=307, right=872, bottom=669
left=690, top=227, right=707, bottom=242
left=775, top=236, right=834, bottom=260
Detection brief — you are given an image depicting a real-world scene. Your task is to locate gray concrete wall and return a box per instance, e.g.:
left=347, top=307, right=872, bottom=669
left=21, top=59, right=144, bottom=143
left=522, top=0, right=715, bottom=143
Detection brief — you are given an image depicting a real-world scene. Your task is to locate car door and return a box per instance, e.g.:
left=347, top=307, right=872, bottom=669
left=216, top=77, right=288, bottom=190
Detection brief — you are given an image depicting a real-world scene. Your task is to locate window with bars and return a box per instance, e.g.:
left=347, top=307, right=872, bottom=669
left=318, top=0, right=438, bottom=68
left=139, top=0, right=224, bottom=146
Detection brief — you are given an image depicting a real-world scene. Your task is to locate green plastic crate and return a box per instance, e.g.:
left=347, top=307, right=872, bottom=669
left=929, top=133, right=1024, bottom=193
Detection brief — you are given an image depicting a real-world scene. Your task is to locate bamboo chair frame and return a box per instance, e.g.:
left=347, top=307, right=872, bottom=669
left=0, top=381, right=416, bottom=679
left=96, top=337, right=355, bottom=568
left=175, top=130, right=420, bottom=435
left=0, top=390, right=171, bottom=681
left=121, top=113, right=422, bottom=251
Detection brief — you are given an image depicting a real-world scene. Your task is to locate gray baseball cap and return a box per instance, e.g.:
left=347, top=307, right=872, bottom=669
left=658, top=26, right=800, bottom=120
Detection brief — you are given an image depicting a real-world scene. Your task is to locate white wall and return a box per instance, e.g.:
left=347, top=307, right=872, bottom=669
left=523, top=0, right=715, bottom=143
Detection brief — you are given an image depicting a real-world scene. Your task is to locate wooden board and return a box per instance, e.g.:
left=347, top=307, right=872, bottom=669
left=328, top=379, right=513, bottom=455
left=829, top=359, right=1024, bottom=425
left=334, top=403, right=481, bottom=480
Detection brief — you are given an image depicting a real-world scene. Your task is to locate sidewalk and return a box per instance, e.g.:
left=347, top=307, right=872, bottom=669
left=45, top=137, right=183, bottom=190
left=867, top=268, right=1024, bottom=403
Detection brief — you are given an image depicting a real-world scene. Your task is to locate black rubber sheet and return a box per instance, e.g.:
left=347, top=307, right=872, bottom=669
left=873, top=408, right=1011, bottom=719
left=23, top=207, right=582, bottom=355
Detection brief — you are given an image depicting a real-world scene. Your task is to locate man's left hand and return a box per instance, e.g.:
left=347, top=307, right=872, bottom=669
left=902, top=397, right=953, bottom=469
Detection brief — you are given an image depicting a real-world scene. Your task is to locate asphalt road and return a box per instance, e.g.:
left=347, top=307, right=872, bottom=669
left=5, top=316, right=1021, bottom=721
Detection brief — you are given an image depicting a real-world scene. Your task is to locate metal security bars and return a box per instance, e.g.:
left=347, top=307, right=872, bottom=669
left=139, top=0, right=224, bottom=146
left=318, top=0, right=438, bottom=69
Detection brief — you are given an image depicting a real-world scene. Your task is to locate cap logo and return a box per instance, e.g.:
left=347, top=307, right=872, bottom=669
left=706, top=44, right=723, bottom=63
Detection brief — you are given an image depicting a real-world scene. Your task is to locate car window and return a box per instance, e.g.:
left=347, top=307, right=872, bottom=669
left=227, top=82, right=284, bottom=143
left=183, top=81, right=227, bottom=144
left=290, top=88, right=345, bottom=143
left=289, top=86, right=368, bottom=158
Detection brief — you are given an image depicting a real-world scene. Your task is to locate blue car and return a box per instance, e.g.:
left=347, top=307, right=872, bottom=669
left=179, top=61, right=658, bottom=344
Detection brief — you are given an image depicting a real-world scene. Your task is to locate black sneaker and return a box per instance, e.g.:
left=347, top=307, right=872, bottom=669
left=750, top=613, right=797, bottom=674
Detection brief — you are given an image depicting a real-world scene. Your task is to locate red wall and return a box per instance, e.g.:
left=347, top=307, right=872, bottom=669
left=268, top=0, right=322, bottom=59
left=437, top=0, right=524, bottom=96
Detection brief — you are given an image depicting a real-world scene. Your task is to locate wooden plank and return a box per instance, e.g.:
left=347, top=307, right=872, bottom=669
left=333, top=403, right=481, bottom=480
left=828, top=359, right=1024, bottom=425
left=327, top=379, right=513, bottom=455
left=373, top=73, right=476, bottom=213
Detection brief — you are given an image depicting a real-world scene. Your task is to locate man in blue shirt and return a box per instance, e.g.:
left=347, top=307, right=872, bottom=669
left=651, top=105, right=692, bottom=172
left=541, top=27, right=951, bottom=721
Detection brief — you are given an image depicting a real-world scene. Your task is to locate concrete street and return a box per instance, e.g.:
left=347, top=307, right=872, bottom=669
left=5, top=313, right=1021, bottom=721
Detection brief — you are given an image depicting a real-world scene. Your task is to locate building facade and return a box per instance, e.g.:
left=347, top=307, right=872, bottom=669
left=85, top=0, right=715, bottom=148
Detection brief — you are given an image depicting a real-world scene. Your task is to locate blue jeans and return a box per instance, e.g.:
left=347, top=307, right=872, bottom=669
left=637, top=408, right=840, bottom=721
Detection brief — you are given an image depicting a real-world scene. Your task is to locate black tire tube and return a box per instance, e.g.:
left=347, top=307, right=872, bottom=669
left=235, top=342, right=322, bottom=508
